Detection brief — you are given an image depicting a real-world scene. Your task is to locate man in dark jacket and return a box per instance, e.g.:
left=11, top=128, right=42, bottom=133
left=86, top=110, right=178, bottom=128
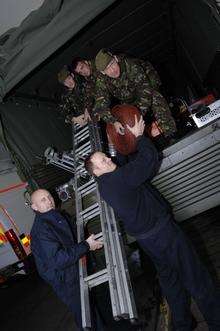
left=84, top=116, right=220, bottom=331
left=30, top=189, right=103, bottom=331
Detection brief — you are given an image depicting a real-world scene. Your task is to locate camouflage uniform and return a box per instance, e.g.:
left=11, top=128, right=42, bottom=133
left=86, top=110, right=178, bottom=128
left=137, top=58, right=161, bottom=91
left=94, top=55, right=176, bottom=136
left=58, top=77, right=87, bottom=124
left=82, top=60, right=97, bottom=113
left=78, top=60, right=116, bottom=123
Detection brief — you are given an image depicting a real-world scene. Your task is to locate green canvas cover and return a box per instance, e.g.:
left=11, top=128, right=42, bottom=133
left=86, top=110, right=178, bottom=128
left=0, top=0, right=115, bottom=101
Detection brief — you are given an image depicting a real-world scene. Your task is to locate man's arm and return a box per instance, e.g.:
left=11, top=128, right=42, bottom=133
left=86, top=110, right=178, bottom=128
left=93, top=77, right=125, bottom=134
left=115, top=153, right=128, bottom=166
left=59, top=91, right=83, bottom=124
left=119, top=115, right=159, bottom=187
left=32, top=224, right=102, bottom=270
left=120, top=136, right=159, bottom=188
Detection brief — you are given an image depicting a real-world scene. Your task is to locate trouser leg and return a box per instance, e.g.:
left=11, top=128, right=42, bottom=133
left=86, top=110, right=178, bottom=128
left=63, top=285, right=83, bottom=331
left=138, top=238, right=192, bottom=331
left=167, top=223, right=220, bottom=331
left=138, top=219, right=220, bottom=331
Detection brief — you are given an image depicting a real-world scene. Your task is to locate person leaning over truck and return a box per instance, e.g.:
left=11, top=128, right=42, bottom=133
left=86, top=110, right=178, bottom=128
left=84, top=115, right=220, bottom=331
left=93, top=49, right=176, bottom=137
left=30, top=189, right=104, bottom=331
left=57, top=65, right=90, bottom=126
left=72, top=56, right=122, bottom=128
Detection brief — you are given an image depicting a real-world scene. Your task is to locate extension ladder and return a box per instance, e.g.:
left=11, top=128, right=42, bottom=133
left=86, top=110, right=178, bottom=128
left=45, top=120, right=138, bottom=329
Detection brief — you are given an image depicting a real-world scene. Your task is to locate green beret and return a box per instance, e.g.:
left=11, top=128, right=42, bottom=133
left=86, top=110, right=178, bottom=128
left=95, top=49, right=113, bottom=72
left=57, top=65, right=71, bottom=84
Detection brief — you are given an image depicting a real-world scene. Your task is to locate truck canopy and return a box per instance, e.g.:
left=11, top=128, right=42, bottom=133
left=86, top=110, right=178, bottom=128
left=0, top=0, right=116, bottom=100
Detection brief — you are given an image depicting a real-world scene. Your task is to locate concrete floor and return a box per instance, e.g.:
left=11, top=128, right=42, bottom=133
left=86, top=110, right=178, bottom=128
left=1, top=272, right=156, bottom=331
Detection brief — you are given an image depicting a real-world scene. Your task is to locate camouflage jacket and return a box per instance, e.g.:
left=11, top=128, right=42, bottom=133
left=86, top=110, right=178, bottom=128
left=93, top=55, right=155, bottom=122
left=135, top=58, right=161, bottom=91
left=83, top=60, right=98, bottom=113
left=58, top=79, right=87, bottom=124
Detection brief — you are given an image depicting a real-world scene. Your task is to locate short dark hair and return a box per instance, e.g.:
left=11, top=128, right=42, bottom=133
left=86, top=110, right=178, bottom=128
left=72, top=57, right=84, bottom=72
left=84, top=152, right=97, bottom=175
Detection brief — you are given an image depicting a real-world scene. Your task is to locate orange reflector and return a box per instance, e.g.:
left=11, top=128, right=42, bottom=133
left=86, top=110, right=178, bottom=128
left=21, top=236, right=30, bottom=247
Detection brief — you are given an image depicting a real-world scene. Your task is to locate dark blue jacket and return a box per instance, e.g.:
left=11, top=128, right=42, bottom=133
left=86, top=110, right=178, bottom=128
left=31, top=209, right=89, bottom=289
left=97, top=136, right=171, bottom=236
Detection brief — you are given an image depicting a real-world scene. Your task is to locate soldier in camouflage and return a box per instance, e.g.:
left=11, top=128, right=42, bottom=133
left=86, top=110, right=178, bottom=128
left=93, top=49, right=176, bottom=137
left=72, top=58, right=97, bottom=113
left=57, top=65, right=90, bottom=126
left=72, top=57, right=126, bottom=132
left=72, top=58, right=97, bottom=82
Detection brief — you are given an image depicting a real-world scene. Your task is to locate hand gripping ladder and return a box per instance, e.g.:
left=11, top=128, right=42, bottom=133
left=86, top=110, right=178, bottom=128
left=72, top=121, right=137, bottom=329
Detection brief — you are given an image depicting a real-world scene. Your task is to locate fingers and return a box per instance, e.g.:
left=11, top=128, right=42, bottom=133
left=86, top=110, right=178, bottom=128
left=140, top=117, right=145, bottom=128
left=139, top=115, right=143, bottom=122
left=114, top=122, right=125, bottom=135
left=119, top=126, right=125, bottom=135
left=116, top=115, right=145, bottom=136
left=92, top=239, right=103, bottom=251
left=126, top=116, right=137, bottom=132
left=86, top=234, right=103, bottom=250
left=95, top=240, right=103, bottom=248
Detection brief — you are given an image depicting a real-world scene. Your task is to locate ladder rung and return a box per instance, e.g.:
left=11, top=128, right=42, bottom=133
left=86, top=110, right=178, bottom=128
left=73, top=123, right=87, bottom=131
left=80, top=203, right=99, bottom=215
left=75, top=132, right=90, bottom=145
left=78, top=178, right=95, bottom=190
left=80, top=203, right=100, bottom=222
left=76, top=163, right=85, bottom=172
left=84, top=268, right=108, bottom=288
left=75, top=126, right=89, bottom=139
left=78, top=184, right=96, bottom=197
left=76, top=171, right=88, bottom=179
left=81, top=185, right=96, bottom=197
left=78, top=179, right=96, bottom=196
left=93, top=232, right=103, bottom=240
left=76, top=148, right=92, bottom=159
left=76, top=164, right=90, bottom=179
left=75, top=141, right=91, bottom=155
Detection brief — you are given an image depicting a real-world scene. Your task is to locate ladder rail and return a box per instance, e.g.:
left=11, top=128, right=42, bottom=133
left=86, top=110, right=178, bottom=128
left=108, top=206, right=137, bottom=318
left=73, top=124, right=92, bottom=328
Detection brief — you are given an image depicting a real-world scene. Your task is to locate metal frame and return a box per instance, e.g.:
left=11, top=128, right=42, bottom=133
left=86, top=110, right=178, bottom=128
left=153, top=120, right=220, bottom=221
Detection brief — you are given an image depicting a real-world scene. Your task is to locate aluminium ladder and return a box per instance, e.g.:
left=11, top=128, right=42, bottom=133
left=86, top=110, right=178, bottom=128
left=45, top=120, right=137, bottom=329
left=73, top=120, right=137, bottom=329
